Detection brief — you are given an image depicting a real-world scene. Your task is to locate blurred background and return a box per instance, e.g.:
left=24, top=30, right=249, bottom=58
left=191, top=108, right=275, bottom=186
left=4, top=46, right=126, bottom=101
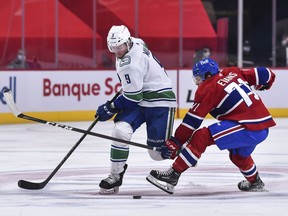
left=1, top=0, right=288, bottom=70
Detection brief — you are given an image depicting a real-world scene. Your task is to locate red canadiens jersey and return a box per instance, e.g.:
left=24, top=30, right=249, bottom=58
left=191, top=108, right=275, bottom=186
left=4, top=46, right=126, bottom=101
left=175, top=66, right=276, bottom=144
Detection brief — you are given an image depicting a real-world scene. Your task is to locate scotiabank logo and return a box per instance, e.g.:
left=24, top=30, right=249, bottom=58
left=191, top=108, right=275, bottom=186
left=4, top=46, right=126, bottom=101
left=1, top=77, right=16, bottom=105
left=43, top=78, right=121, bottom=101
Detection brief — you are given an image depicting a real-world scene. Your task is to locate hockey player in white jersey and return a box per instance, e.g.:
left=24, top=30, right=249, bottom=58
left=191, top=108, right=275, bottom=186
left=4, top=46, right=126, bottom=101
left=96, top=25, right=177, bottom=194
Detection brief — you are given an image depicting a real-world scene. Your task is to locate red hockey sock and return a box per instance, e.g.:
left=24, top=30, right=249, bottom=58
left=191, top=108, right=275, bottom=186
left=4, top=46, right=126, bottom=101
left=229, top=153, right=258, bottom=182
left=172, top=127, right=215, bottom=173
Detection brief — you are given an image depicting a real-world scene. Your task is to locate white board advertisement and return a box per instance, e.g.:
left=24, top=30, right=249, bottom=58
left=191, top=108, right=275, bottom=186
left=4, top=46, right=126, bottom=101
left=0, top=69, right=287, bottom=122
left=0, top=70, right=177, bottom=113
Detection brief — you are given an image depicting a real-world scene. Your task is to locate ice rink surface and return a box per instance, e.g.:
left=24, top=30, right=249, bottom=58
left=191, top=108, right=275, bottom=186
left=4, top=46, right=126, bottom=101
left=1, top=118, right=288, bottom=216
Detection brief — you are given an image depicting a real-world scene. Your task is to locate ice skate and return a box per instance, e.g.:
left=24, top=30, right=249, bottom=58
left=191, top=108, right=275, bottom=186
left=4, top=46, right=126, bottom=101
left=238, top=174, right=269, bottom=192
left=146, top=167, right=181, bottom=194
left=99, top=164, right=128, bottom=194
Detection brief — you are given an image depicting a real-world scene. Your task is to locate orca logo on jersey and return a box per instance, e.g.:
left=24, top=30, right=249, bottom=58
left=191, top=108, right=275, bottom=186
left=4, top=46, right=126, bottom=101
left=119, top=56, right=131, bottom=67
left=1, top=76, right=16, bottom=105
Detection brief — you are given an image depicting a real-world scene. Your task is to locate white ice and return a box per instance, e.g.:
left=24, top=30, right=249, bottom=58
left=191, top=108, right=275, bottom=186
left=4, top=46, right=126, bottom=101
left=1, top=118, right=288, bottom=216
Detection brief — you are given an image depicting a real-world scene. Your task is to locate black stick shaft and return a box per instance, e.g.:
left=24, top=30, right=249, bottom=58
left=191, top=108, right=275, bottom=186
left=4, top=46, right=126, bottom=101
left=17, top=113, right=156, bottom=151
left=4, top=89, right=159, bottom=190
left=17, top=90, right=122, bottom=190
left=18, top=117, right=99, bottom=190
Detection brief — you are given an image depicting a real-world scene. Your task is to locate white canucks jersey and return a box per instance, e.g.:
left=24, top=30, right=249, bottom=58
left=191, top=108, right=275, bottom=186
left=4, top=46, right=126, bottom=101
left=115, top=37, right=177, bottom=108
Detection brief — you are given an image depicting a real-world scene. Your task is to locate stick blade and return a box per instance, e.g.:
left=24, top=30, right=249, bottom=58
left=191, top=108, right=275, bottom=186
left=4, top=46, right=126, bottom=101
left=18, top=180, right=46, bottom=190
left=3, top=89, right=21, bottom=116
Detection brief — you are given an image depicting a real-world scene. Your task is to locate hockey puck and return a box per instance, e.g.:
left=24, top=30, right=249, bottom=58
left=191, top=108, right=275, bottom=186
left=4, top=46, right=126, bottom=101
left=133, top=195, right=142, bottom=199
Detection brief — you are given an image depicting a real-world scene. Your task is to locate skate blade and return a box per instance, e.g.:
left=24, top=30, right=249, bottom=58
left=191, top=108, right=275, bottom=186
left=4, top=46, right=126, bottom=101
left=99, top=187, right=119, bottom=195
left=146, top=174, right=174, bottom=194
left=248, top=187, right=269, bottom=192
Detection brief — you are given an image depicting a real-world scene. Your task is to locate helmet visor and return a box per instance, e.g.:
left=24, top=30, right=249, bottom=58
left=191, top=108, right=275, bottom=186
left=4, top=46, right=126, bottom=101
left=108, top=43, right=127, bottom=53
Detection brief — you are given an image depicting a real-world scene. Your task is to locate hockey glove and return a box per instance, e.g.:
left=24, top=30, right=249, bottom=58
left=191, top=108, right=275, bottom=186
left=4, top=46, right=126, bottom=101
left=255, top=84, right=270, bottom=91
left=161, top=136, right=182, bottom=160
left=96, top=101, right=118, bottom=122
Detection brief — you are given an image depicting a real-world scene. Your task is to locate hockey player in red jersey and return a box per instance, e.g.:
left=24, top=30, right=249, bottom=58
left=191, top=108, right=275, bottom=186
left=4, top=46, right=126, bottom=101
left=146, top=58, right=276, bottom=194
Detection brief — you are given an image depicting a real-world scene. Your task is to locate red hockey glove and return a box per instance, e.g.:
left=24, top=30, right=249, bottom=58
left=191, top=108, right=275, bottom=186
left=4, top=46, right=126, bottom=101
left=161, top=136, right=181, bottom=160
left=255, top=69, right=275, bottom=91
left=255, top=84, right=270, bottom=91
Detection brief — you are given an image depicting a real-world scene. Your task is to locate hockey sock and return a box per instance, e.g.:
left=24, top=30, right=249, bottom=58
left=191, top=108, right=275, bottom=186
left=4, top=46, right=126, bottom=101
left=173, top=127, right=214, bottom=173
left=229, top=153, right=258, bottom=182
left=110, top=144, right=129, bottom=173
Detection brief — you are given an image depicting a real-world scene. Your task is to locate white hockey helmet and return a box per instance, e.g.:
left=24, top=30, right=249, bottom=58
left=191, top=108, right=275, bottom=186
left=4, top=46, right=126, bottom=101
left=107, top=25, right=131, bottom=52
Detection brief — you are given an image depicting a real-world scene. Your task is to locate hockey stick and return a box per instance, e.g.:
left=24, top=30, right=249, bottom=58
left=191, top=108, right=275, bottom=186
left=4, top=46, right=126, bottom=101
left=4, top=89, right=160, bottom=190
left=3, top=89, right=157, bottom=151
left=3, top=88, right=123, bottom=190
